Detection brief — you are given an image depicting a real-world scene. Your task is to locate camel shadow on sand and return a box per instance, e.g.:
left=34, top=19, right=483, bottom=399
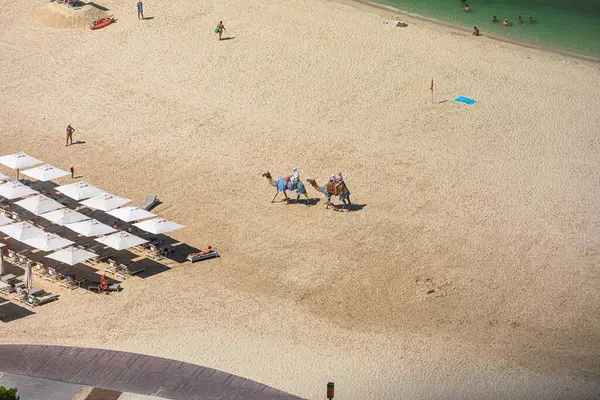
left=283, top=197, right=320, bottom=206
left=332, top=203, right=367, bottom=212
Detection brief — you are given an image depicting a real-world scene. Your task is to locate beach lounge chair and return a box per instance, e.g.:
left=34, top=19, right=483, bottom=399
left=43, top=267, right=64, bottom=283
left=148, top=245, right=175, bottom=260
left=0, top=281, right=12, bottom=294
left=33, top=262, right=47, bottom=277
left=104, top=259, right=119, bottom=276
left=26, top=290, right=59, bottom=307
left=116, top=263, right=145, bottom=279
left=59, top=275, right=79, bottom=290
left=139, top=194, right=160, bottom=211
left=186, top=250, right=219, bottom=263
left=6, top=249, right=17, bottom=262
left=12, top=286, right=29, bottom=303
left=0, top=274, right=17, bottom=284
left=88, top=281, right=121, bottom=293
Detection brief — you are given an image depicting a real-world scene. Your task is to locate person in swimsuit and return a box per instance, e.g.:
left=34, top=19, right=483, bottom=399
left=518, top=16, right=523, bottom=24
left=502, top=18, right=510, bottom=27
left=472, top=26, right=480, bottom=36
left=464, top=4, right=470, bottom=12
left=137, top=1, right=143, bottom=20
left=492, top=16, right=499, bottom=23
left=216, top=21, right=226, bottom=40
left=528, top=17, right=533, bottom=24
left=66, top=124, right=74, bottom=146
left=99, top=274, right=109, bottom=294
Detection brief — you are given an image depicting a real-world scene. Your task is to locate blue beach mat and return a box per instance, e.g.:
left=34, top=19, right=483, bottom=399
left=455, top=96, right=477, bottom=105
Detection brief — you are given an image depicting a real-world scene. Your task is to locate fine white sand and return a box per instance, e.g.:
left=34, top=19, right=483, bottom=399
left=1, top=0, right=599, bottom=398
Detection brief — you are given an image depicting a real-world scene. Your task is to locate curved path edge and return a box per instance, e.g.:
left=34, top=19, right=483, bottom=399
left=0, top=344, right=302, bottom=400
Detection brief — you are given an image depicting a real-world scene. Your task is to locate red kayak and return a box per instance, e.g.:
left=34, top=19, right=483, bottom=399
left=90, top=17, right=114, bottom=30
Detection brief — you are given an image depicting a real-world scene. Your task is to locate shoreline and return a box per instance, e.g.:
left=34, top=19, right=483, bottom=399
left=335, top=0, right=600, bottom=65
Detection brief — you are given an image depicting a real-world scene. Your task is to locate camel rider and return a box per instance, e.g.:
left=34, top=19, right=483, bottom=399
left=325, top=175, right=336, bottom=197
left=336, top=172, right=351, bottom=202
left=291, top=168, right=300, bottom=185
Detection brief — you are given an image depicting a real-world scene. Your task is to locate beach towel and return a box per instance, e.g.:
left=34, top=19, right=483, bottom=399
left=455, top=96, right=477, bottom=105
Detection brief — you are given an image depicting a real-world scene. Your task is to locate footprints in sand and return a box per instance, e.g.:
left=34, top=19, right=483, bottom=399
left=415, top=276, right=453, bottom=300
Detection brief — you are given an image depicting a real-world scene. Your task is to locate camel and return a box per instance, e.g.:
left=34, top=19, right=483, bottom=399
left=307, top=178, right=352, bottom=211
left=262, top=172, right=310, bottom=205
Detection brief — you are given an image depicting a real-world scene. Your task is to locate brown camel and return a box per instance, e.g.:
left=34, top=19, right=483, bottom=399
left=262, top=172, right=309, bottom=205
left=306, top=178, right=352, bottom=211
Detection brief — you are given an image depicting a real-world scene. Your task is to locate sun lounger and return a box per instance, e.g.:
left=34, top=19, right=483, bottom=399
left=6, top=249, right=17, bottom=261
left=0, top=274, right=17, bottom=284
left=146, top=244, right=173, bottom=260
left=0, top=281, right=12, bottom=294
left=59, top=278, right=78, bottom=290
left=12, top=287, right=28, bottom=303
left=44, top=267, right=64, bottom=282
left=88, top=282, right=121, bottom=293
left=86, top=253, right=112, bottom=265
left=139, top=193, right=160, bottom=211
left=187, top=250, right=219, bottom=263
left=26, top=290, right=59, bottom=307
left=33, top=263, right=48, bottom=277
left=115, top=263, right=144, bottom=279
left=134, top=238, right=160, bottom=252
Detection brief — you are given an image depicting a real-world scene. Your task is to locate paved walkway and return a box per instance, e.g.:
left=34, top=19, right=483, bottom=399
left=0, top=373, right=83, bottom=400
left=0, top=345, right=302, bottom=400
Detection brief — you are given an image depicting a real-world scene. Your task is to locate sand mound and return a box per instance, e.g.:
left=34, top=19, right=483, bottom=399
left=33, top=2, right=109, bottom=29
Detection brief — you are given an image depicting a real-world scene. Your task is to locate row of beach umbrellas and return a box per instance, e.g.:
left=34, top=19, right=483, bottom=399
left=0, top=151, right=184, bottom=278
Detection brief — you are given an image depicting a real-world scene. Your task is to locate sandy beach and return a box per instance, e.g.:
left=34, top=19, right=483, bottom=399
left=1, top=0, right=600, bottom=398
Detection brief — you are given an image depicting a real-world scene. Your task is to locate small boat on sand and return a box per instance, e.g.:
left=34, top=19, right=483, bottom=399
left=90, top=16, right=114, bottom=30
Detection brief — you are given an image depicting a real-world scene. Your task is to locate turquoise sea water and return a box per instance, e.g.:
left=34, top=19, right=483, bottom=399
left=374, top=0, right=600, bottom=59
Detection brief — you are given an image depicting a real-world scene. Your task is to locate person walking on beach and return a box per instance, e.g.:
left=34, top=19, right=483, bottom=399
left=70, top=166, right=75, bottom=178
left=66, top=124, right=74, bottom=146
left=216, top=21, right=226, bottom=40
left=137, top=1, right=144, bottom=20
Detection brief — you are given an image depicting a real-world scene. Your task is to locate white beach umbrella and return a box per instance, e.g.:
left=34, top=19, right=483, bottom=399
left=21, top=164, right=70, bottom=182
left=46, top=246, right=98, bottom=266
left=0, top=181, right=38, bottom=200
left=107, top=206, right=155, bottom=222
left=95, top=231, right=148, bottom=250
left=0, top=214, right=14, bottom=226
left=40, top=208, right=89, bottom=226
left=22, top=232, right=74, bottom=252
left=0, top=221, right=45, bottom=241
left=0, top=172, right=10, bottom=182
left=55, top=181, right=104, bottom=201
left=65, top=219, right=117, bottom=237
left=0, top=152, right=42, bottom=179
left=14, top=194, right=65, bottom=216
left=80, top=193, right=130, bottom=212
left=133, top=218, right=184, bottom=234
